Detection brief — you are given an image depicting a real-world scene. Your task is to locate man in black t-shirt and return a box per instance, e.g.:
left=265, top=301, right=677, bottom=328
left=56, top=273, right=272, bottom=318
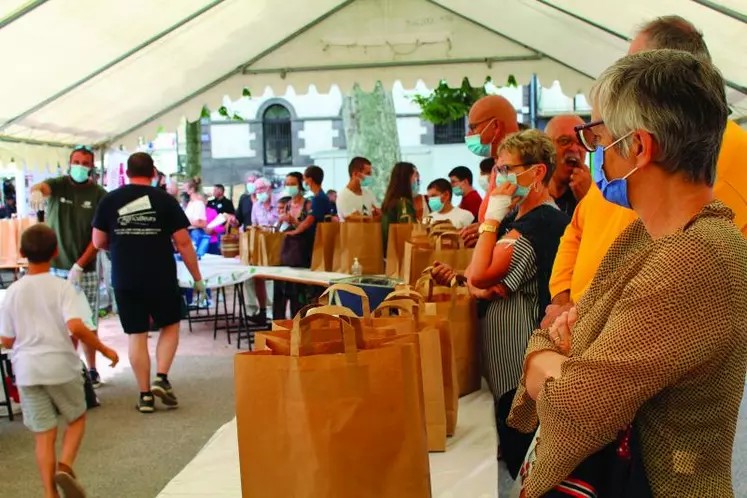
left=206, top=184, right=235, bottom=215
left=92, top=152, right=204, bottom=414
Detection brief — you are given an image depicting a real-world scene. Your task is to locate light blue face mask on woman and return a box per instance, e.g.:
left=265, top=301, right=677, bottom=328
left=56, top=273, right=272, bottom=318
left=285, top=185, right=299, bottom=197
left=591, top=131, right=637, bottom=209
left=495, top=165, right=537, bottom=202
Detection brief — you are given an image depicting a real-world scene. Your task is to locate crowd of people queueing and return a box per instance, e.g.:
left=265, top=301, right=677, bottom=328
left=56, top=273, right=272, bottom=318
left=2, top=13, right=747, bottom=498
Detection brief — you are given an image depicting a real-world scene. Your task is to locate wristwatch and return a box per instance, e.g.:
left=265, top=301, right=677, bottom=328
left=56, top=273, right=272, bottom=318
left=478, top=222, right=498, bottom=234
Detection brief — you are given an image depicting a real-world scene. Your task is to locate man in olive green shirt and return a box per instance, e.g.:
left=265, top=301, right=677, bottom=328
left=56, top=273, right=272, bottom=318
left=30, top=146, right=107, bottom=387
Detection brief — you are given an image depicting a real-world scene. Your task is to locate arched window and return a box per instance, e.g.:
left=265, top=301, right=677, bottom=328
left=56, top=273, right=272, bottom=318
left=262, top=104, right=292, bottom=165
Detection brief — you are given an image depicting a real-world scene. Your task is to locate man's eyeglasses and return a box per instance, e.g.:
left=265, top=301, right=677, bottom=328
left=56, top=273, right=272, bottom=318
left=574, top=120, right=604, bottom=153
left=468, top=118, right=494, bottom=134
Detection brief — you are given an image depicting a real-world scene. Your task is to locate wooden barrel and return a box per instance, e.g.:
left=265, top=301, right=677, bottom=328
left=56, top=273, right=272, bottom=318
left=221, top=234, right=239, bottom=258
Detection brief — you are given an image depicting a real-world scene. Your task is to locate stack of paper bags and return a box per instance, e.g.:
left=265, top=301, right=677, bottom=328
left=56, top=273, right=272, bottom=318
left=402, top=230, right=473, bottom=285
left=236, top=311, right=431, bottom=497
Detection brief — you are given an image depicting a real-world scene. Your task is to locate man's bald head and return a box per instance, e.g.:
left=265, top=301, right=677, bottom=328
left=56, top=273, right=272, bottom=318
left=545, top=115, right=586, bottom=183
left=467, top=95, right=519, bottom=158
left=629, top=16, right=711, bottom=60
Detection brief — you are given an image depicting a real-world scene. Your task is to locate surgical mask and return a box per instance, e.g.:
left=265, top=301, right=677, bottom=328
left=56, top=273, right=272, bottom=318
left=360, top=175, right=373, bottom=188
left=495, top=166, right=536, bottom=202
left=151, top=178, right=159, bottom=187
left=412, top=180, right=420, bottom=195
left=285, top=186, right=299, bottom=197
left=478, top=175, right=490, bottom=191
left=246, top=183, right=256, bottom=195
left=465, top=134, right=492, bottom=158
left=452, top=186, right=464, bottom=197
left=427, top=196, right=444, bottom=212
left=257, top=192, right=269, bottom=203
left=279, top=221, right=290, bottom=232
left=592, top=136, right=637, bottom=209
left=70, top=165, right=90, bottom=183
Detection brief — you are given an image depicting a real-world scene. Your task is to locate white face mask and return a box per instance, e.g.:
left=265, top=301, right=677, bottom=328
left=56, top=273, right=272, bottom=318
left=478, top=175, right=490, bottom=191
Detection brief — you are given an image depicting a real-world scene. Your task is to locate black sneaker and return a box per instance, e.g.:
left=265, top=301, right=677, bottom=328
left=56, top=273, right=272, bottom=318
left=151, top=378, right=179, bottom=408
left=248, top=310, right=267, bottom=326
left=137, top=394, right=155, bottom=413
left=89, top=369, right=102, bottom=389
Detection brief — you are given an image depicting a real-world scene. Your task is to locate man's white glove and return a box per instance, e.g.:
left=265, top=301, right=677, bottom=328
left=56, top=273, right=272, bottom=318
left=30, top=190, right=46, bottom=211
left=193, top=280, right=207, bottom=293
left=67, top=263, right=84, bottom=286
left=485, top=194, right=512, bottom=222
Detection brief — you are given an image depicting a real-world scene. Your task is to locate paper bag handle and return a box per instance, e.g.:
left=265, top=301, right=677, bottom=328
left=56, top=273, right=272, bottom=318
left=434, top=231, right=465, bottom=250
left=290, top=312, right=360, bottom=359
left=384, top=289, right=426, bottom=306
left=320, top=284, right=371, bottom=320
left=305, top=305, right=359, bottom=319
left=373, top=302, right=420, bottom=327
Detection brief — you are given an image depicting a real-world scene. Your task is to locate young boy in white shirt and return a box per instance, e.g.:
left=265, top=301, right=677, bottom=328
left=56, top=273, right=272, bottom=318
left=426, top=178, right=475, bottom=229
left=0, top=224, right=119, bottom=498
left=337, top=156, right=380, bottom=219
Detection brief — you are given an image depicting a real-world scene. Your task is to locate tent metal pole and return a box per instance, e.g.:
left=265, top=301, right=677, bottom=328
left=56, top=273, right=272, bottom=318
left=0, top=0, right=229, bottom=133
left=691, top=0, right=747, bottom=24
left=529, top=74, right=539, bottom=129
left=537, top=0, right=747, bottom=94
left=0, top=0, right=48, bottom=31
left=103, top=0, right=359, bottom=147
left=243, top=55, right=544, bottom=75
left=425, top=0, right=596, bottom=80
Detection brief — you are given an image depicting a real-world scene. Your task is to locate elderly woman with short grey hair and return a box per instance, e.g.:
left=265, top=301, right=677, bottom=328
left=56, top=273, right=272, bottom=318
left=508, top=49, right=747, bottom=497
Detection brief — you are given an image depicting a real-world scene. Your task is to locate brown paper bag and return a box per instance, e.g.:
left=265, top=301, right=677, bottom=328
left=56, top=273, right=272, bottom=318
left=238, top=231, right=252, bottom=265
left=384, top=220, right=428, bottom=279
left=414, top=277, right=480, bottom=396
left=235, top=314, right=431, bottom=498
left=310, top=221, right=340, bottom=272
left=332, top=219, right=385, bottom=275
left=383, top=290, right=459, bottom=436
left=402, top=232, right=473, bottom=285
left=258, top=231, right=286, bottom=266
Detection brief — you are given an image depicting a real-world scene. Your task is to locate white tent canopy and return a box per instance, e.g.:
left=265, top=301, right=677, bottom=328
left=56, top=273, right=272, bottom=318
left=0, top=0, right=744, bottom=167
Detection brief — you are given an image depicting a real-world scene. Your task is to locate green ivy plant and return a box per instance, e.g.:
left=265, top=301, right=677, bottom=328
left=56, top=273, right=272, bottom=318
left=413, top=75, right=517, bottom=125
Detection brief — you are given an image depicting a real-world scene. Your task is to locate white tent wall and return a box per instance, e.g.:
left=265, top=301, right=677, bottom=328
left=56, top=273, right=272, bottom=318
left=0, top=0, right=744, bottom=166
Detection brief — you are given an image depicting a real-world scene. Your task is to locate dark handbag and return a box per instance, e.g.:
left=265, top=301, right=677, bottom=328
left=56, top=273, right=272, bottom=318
left=521, top=423, right=652, bottom=498
left=280, top=233, right=311, bottom=268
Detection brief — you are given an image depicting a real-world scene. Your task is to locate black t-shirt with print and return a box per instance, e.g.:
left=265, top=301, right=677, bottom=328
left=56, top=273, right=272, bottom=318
left=207, top=196, right=235, bottom=215
left=92, top=185, right=189, bottom=291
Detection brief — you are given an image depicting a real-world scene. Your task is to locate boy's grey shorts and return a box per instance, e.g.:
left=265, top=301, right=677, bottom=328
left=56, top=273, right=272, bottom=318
left=18, top=377, right=86, bottom=433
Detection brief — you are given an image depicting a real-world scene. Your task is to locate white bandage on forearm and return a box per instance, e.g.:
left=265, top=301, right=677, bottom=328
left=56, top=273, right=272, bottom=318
left=485, top=194, right=512, bottom=221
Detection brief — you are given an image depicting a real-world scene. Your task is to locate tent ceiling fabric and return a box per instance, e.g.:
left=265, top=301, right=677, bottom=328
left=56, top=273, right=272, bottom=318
left=0, top=0, right=744, bottom=165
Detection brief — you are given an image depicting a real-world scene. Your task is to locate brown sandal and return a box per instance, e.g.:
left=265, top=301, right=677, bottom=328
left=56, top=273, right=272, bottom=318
left=55, top=463, right=87, bottom=498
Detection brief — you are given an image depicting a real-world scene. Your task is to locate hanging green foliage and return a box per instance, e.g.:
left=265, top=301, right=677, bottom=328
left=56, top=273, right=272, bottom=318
left=412, top=75, right=517, bottom=124
left=242, top=87, right=252, bottom=98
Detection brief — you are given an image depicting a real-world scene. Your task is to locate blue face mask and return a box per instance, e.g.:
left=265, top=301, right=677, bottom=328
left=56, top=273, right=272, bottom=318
left=427, top=196, right=444, bottom=212
left=452, top=186, right=464, bottom=197
left=285, top=186, right=299, bottom=197
left=412, top=180, right=420, bottom=195
left=246, top=183, right=256, bottom=195
left=257, top=192, right=269, bottom=203
left=592, top=138, right=637, bottom=209
left=360, top=175, right=373, bottom=188
left=464, top=134, right=492, bottom=158
left=69, top=165, right=89, bottom=183
left=495, top=172, right=531, bottom=200
left=151, top=178, right=159, bottom=187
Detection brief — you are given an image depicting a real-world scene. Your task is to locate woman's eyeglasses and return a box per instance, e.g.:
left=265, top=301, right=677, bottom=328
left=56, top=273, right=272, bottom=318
left=574, top=120, right=604, bottom=153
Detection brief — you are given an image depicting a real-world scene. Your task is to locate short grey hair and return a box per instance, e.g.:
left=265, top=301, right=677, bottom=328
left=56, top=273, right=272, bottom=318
left=496, top=129, right=556, bottom=186
left=590, top=49, right=727, bottom=186
left=638, top=16, right=711, bottom=61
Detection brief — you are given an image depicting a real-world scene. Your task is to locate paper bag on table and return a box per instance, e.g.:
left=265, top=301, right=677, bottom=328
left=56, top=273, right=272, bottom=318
left=402, top=231, right=473, bottom=285
left=234, top=313, right=431, bottom=498
left=258, top=231, right=286, bottom=267
left=382, top=289, right=460, bottom=436
left=310, top=220, right=339, bottom=272
left=332, top=218, right=384, bottom=275
left=411, top=274, right=481, bottom=397
left=385, top=219, right=427, bottom=279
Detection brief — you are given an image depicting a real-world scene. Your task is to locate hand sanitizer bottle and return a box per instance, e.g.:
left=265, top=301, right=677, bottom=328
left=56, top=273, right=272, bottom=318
left=351, top=258, right=363, bottom=276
